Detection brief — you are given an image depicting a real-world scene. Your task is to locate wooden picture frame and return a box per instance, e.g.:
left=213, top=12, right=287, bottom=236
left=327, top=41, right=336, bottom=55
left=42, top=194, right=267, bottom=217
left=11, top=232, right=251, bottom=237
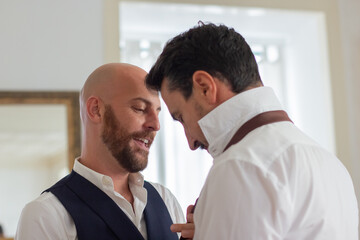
left=0, top=91, right=81, bottom=170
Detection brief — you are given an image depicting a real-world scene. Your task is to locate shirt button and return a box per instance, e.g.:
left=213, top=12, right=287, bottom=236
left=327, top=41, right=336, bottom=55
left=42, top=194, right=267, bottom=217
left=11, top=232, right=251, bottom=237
left=102, top=178, right=111, bottom=186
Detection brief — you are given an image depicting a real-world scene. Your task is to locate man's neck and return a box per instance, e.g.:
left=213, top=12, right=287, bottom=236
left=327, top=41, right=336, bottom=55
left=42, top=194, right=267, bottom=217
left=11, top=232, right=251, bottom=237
left=78, top=155, right=135, bottom=206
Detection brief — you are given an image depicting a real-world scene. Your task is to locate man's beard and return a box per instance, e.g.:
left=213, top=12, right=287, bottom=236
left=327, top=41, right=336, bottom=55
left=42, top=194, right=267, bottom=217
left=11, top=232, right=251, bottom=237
left=101, top=105, right=154, bottom=173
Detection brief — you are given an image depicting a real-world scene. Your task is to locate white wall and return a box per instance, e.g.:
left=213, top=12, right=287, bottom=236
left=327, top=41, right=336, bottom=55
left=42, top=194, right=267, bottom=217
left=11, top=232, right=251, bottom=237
left=337, top=0, right=360, bottom=216
left=0, top=0, right=104, bottom=91
left=0, top=0, right=105, bottom=237
left=0, top=166, right=59, bottom=235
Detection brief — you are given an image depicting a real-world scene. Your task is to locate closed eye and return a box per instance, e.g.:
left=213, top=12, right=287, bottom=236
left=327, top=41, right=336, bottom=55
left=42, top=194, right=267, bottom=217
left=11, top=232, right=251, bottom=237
left=171, top=112, right=183, bottom=123
left=173, top=115, right=184, bottom=124
left=132, top=107, right=145, bottom=112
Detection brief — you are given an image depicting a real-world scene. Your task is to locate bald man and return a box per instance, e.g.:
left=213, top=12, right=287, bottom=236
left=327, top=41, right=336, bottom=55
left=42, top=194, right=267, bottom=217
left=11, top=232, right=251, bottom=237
left=15, top=63, right=185, bottom=240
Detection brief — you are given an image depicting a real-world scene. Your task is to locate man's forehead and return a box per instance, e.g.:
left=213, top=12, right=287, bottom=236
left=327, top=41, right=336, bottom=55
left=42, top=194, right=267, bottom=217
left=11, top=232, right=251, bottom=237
left=124, top=88, right=160, bottom=109
left=160, top=77, right=170, bottom=92
left=160, top=81, right=176, bottom=102
left=160, top=91, right=184, bottom=117
left=131, top=96, right=160, bottom=107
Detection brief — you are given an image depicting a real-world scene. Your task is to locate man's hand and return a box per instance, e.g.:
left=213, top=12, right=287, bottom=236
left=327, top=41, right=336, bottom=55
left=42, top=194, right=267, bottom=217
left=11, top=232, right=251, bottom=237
left=171, top=204, right=195, bottom=239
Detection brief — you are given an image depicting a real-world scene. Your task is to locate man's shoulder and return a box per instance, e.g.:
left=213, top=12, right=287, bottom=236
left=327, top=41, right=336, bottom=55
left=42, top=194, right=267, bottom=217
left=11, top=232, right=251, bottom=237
left=17, top=192, right=68, bottom=232
left=23, top=191, right=66, bottom=215
left=16, top=191, right=76, bottom=239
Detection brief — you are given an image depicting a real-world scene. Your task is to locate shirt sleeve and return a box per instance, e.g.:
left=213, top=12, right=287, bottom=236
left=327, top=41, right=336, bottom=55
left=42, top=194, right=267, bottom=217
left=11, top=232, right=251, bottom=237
left=15, top=192, right=76, bottom=240
left=193, top=159, right=292, bottom=240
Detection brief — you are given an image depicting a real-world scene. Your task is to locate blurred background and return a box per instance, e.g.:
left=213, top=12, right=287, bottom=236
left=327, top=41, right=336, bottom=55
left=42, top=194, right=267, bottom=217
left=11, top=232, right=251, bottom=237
left=0, top=0, right=359, bottom=238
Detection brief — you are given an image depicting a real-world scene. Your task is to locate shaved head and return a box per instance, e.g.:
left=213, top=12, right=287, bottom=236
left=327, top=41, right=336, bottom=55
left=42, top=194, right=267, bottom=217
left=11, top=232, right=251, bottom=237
left=79, top=63, right=161, bottom=173
left=80, top=63, right=149, bottom=121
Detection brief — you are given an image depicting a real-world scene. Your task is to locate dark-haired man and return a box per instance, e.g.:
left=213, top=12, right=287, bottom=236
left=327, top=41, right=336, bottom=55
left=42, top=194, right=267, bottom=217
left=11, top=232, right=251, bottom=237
left=16, top=63, right=184, bottom=240
left=146, top=23, right=358, bottom=239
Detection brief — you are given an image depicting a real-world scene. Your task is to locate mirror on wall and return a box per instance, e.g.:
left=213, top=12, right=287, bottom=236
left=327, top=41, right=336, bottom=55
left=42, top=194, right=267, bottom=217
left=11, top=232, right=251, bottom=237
left=0, top=91, right=81, bottom=238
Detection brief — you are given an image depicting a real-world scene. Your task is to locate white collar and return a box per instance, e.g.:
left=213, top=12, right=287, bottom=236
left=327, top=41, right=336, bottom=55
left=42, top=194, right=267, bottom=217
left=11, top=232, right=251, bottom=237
left=198, top=87, right=284, bottom=158
left=73, top=158, right=145, bottom=192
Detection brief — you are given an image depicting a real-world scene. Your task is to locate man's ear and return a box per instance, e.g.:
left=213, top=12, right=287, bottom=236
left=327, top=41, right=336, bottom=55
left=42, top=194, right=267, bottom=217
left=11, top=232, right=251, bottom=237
left=192, top=70, right=217, bottom=104
left=86, top=96, right=102, bottom=123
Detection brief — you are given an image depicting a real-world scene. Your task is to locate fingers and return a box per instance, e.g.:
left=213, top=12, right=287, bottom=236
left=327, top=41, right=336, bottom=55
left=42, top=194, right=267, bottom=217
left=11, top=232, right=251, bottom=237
left=171, top=223, right=195, bottom=239
left=186, top=212, right=194, bottom=223
left=186, top=204, right=195, bottom=214
left=170, top=223, right=182, bottom=232
left=180, top=228, right=195, bottom=239
left=186, top=204, right=195, bottom=223
left=171, top=223, right=194, bottom=232
left=171, top=223, right=193, bottom=232
left=173, top=203, right=196, bottom=239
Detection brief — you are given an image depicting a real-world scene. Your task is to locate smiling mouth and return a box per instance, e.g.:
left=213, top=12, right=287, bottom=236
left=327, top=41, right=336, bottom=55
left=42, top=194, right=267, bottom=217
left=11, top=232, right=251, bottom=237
left=134, top=137, right=151, bottom=149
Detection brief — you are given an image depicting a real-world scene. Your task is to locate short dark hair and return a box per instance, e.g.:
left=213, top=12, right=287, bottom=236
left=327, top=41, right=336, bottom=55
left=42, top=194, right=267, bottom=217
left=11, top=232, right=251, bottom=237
left=146, top=22, right=262, bottom=100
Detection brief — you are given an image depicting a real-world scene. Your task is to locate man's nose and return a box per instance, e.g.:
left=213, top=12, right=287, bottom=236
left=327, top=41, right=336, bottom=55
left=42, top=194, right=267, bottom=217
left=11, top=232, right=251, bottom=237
left=144, top=110, right=160, bottom=131
left=184, top=128, right=198, bottom=151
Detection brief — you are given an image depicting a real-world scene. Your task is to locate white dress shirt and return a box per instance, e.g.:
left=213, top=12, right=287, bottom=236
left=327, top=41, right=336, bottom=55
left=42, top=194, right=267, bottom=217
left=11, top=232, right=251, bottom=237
left=194, top=86, right=359, bottom=239
left=15, top=159, right=185, bottom=240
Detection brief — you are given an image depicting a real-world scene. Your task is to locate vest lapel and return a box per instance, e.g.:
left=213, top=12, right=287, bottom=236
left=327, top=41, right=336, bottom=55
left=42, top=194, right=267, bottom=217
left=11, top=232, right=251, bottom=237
left=66, top=172, right=145, bottom=240
left=143, top=181, right=178, bottom=240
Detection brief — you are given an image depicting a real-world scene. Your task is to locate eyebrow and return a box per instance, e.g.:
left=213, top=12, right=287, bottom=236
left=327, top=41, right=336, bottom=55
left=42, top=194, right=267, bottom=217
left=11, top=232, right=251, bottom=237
left=130, top=97, right=161, bottom=112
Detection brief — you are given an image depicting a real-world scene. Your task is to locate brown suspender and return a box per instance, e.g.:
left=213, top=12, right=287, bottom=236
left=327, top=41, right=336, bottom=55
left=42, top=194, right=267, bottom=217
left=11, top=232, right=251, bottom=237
left=223, top=110, right=292, bottom=152
left=180, top=110, right=292, bottom=240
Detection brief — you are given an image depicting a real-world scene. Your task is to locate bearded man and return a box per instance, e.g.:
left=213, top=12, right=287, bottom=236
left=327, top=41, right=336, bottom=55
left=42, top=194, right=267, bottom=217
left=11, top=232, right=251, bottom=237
left=16, top=63, right=184, bottom=240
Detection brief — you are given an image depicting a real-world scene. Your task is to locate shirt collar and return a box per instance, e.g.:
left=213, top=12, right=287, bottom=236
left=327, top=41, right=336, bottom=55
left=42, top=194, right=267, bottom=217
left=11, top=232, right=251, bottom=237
left=198, top=86, right=284, bottom=158
left=73, top=158, right=145, bottom=192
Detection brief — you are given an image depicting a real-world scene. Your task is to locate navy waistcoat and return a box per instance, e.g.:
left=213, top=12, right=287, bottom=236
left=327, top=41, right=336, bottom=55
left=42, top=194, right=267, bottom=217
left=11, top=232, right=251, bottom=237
left=44, top=171, right=178, bottom=240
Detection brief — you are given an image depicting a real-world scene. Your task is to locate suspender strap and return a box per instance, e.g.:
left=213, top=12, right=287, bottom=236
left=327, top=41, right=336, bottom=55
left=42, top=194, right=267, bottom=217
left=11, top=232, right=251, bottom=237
left=181, top=110, right=292, bottom=240
left=224, top=110, right=292, bottom=152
